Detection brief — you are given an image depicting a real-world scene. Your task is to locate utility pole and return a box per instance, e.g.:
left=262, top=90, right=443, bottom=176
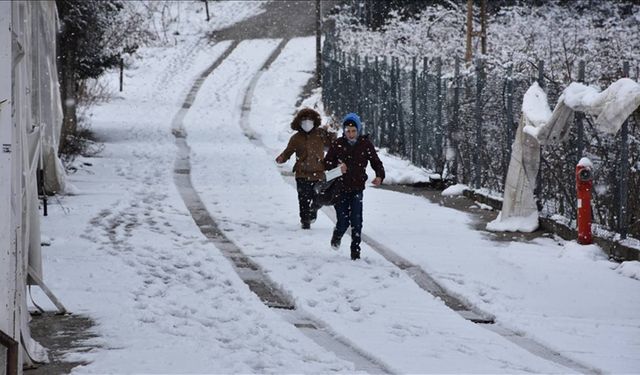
left=316, top=0, right=322, bottom=86
left=465, top=0, right=487, bottom=65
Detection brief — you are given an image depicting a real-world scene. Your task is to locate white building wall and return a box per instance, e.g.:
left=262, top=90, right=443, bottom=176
left=1, top=1, right=64, bottom=370
left=0, top=0, right=17, bottom=341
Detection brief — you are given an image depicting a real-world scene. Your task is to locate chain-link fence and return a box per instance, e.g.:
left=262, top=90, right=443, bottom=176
left=322, top=34, right=640, bottom=240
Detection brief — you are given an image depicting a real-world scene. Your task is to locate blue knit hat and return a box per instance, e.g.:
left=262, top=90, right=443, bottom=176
left=342, top=113, right=362, bottom=135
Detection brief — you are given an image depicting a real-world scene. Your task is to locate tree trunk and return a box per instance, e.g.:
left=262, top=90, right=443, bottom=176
left=57, top=35, right=77, bottom=155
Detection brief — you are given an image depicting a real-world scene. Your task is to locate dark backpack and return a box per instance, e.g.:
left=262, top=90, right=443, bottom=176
left=314, top=177, right=344, bottom=206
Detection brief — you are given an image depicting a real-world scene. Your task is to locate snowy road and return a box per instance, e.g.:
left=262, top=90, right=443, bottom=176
left=34, top=2, right=640, bottom=374
left=178, top=36, right=587, bottom=374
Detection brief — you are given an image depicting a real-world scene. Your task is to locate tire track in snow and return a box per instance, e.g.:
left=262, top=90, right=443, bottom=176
left=172, top=40, right=392, bottom=374
left=268, top=150, right=599, bottom=374
left=237, top=46, right=601, bottom=375
left=356, top=221, right=599, bottom=374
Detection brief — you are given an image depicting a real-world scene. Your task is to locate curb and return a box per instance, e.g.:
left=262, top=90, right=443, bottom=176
left=462, top=189, right=640, bottom=262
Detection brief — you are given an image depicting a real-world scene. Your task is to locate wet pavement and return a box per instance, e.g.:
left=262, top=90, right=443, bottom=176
left=25, top=313, right=97, bottom=374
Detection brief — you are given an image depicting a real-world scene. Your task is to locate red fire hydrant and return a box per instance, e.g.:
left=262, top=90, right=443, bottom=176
left=576, top=158, right=593, bottom=245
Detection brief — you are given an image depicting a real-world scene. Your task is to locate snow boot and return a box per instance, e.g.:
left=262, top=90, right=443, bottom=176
left=301, top=221, right=310, bottom=229
left=330, top=231, right=341, bottom=250
left=350, top=245, right=361, bottom=260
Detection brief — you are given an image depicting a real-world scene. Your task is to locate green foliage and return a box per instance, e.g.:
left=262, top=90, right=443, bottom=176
left=56, top=0, right=126, bottom=80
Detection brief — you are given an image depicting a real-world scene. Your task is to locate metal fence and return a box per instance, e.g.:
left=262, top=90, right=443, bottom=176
left=322, top=36, right=639, bottom=240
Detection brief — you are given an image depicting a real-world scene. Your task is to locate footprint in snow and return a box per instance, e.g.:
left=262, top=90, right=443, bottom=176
left=302, top=275, right=313, bottom=282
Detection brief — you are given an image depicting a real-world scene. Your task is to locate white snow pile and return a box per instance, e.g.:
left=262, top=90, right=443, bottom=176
left=441, top=183, right=468, bottom=196
left=376, top=148, right=433, bottom=185
left=487, top=211, right=540, bottom=233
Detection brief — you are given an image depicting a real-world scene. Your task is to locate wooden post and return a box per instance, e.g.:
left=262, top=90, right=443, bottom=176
left=28, top=266, right=68, bottom=314
left=466, top=1, right=487, bottom=63
left=119, top=56, right=124, bottom=92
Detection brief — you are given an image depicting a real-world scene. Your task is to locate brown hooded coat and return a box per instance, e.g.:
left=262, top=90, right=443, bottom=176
left=278, top=108, right=336, bottom=181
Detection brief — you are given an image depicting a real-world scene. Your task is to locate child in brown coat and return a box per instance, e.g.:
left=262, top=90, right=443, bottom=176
left=276, top=108, right=336, bottom=229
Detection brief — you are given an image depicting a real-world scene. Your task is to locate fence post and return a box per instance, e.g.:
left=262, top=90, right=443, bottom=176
left=336, top=52, right=343, bottom=115
left=355, top=54, right=362, bottom=117
left=315, top=0, right=321, bottom=85
left=535, top=59, right=545, bottom=211
left=324, top=44, right=331, bottom=109
left=372, top=56, right=380, bottom=144
left=337, top=52, right=349, bottom=117
left=537, top=60, right=545, bottom=89
left=474, top=58, right=484, bottom=188
left=411, top=56, right=418, bottom=164
left=119, top=57, right=124, bottom=92
left=396, top=57, right=406, bottom=156
left=618, top=61, right=630, bottom=239
left=435, top=57, right=443, bottom=174
left=504, top=64, right=514, bottom=181
left=389, top=57, right=398, bottom=153
left=421, top=57, right=430, bottom=168
left=363, top=56, right=370, bottom=134
left=380, top=56, right=389, bottom=149
left=449, top=57, right=461, bottom=178
left=576, top=61, right=585, bottom=158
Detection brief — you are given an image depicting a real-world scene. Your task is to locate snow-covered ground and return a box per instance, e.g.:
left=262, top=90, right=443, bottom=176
left=35, top=2, right=640, bottom=374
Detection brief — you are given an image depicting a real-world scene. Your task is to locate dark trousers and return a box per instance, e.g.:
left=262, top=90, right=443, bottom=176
left=296, top=178, right=319, bottom=224
left=333, top=191, right=363, bottom=249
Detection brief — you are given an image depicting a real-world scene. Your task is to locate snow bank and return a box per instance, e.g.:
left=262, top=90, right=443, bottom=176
left=441, top=183, right=468, bottom=196
left=616, top=261, right=640, bottom=280
left=376, top=149, right=432, bottom=185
